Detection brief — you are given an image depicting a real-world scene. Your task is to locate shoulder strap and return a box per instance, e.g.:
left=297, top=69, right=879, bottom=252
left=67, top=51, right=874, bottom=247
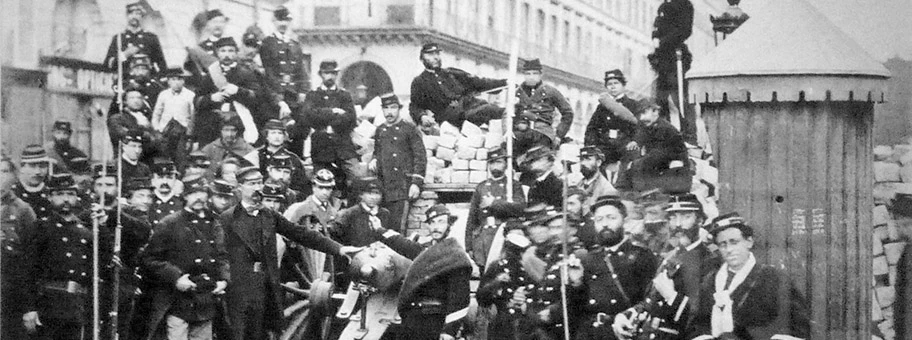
left=603, top=253, right=631, bottom=305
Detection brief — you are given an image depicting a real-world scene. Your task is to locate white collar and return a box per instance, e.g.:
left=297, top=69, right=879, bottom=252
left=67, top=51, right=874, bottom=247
left=685, top=239, right=702, bottom=252
left=614, top=93, right=627, bottom=100
left=361, top=203, right=378, bottom=215
left=319, top=84, right=338, bottom=91
left=536, top=170, right=552, bottom=182
left=607, top=237, right=628, bottom=252
left=312, top=195, right=329, bottom=207
left=121, top=155, right=139, bottom=166
left=274, top=32, right=289, bottom=41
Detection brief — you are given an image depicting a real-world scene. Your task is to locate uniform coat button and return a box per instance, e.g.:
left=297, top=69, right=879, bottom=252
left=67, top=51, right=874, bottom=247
left=589, top=299, right=596, bottom=304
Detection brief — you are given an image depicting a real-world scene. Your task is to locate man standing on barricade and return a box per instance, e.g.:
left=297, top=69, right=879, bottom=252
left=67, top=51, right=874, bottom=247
left=515, top=58, right=575, bottom=149
left=104, top=2, right=167, bottom=75
left=466, top=147, right=526, bottom=265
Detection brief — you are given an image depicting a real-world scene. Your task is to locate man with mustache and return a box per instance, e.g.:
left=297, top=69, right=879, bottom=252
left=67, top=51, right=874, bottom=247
left=296, top=60, right=359, bottom=198
left=220, top=166, right=362, bottom=340
left=584, top=70, right=639, bottom=167
left=200, top=115, right=256, bottom=173
left=331, top=177, right=393, bottom=247
left=142, top=177, right=229, bottom=340
left=109, top=55, right=167, bottom=117
left=466, top=147, right=525, bottom=264
left=44, top=121, right=89, bottom=174
left=408, top=42, right=506, bottom=128
left=612, top=193, right=721, bottom=340
left=565, top=195, right=660, bottom=340
left=11, top=145, right=53, bottom=217
left=519, top=145, right=563, bottom=208
left=103, top=2, right=167, bottom=75
left=259, top=6, right=306, bottom=120
left=21, top=173, right=110, bottom=340
left=577, top=146, right=619, bottom=211
left=208, top=179, right=237, bottom=214
left=150, top=159, right=184, bottom=225
left=184, top=9, right=229, bottom=91
left=243, top=119, right=309, bottom=194
left=1, top=154, right=37, bottom=340
left=284, top=168, right=340, bottom=228
left=369, top=93, right=427, bottom=231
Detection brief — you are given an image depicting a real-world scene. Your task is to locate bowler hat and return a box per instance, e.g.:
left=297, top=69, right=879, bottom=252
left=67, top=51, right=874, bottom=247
left=164, top=68, right=192, bottom=78
left=420, top=42, right=441, bottom=54
left=635, top=98, right=661, bottom=115
left=522, top=58, right=543, bottom=71
left=379, top=93, right=401, bottom=108
left=47, top=173, right=79, bottom=192
left=604, top=69, right=626, bottom=85
left=53, top=121, right=73, bottom=133
left=312, top=168, right=336, bottom=187
left=318, top=60, right=340, bottom=73
left=520, top=145, right=553, bottom=167
left=273, top=6, right=292, bottom=21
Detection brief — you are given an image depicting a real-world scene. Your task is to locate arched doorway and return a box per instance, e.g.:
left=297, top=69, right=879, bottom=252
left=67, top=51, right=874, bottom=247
left=340, top=61, right=394, bottom=104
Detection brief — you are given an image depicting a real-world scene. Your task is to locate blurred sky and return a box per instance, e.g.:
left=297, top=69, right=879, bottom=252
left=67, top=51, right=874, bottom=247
left=740, top=0, right=912, bottom=61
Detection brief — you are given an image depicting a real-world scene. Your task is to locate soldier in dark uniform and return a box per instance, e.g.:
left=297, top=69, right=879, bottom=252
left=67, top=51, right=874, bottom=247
left=44, top=121, right=89, bottom=173
left=650, top=0, right=695, bottom=141
left=468, top=198, right=526, bottom=271
left=370, top=93, right=426, bottom=230
left=1, top=155, right=37, bottom=340
left=103, top=2, right=167, bottom=74
left=109, top=55, right=167, bottom=116
left=260, top=6, right=307, bottom=118
left=685, top=214, right=809, bottom=340
left=88, top=163, right=119, bottom=212
left=100, top=177, right=155, bottom=340
left=515, top=58, right=574, bottom=148
left=220, top=166, right=361, bottom=340
left=10, top=145, right=52, bottom=217
left=184, top=9, right=229, bottom=91
left=466, top=147, right=526, bottom=260
left=243, top=119, right=310, bottom=194
left=408, top=42, right=507, bottom=128
left=331, top=177, right=393, bottom=247
left=585, top=70, right=639, bottom=165
left=118, top=130, right=154, bottom=182
left=477, top=232, right=537, bottom=340
left=108, top=87, right=163, bottom=162
left=260, top=182, right=288, bottom=213
left=296, top=60, right=360, bottom=197
left=519, top=146, right=563, bottom=208
left=369, top=204, right=473, bottom=340
left=142, top=178, right=229, bottom=340
left=617, top=98, right=688, bottom=190
left=21, top=173, right=109, bottom=340
left=612, top=193, right=721, bottom=340
left=564, top=196, right=660, bottom=340
left=263, top=153, right=303, bottom=204
left=195, top=37, right=275, bottom=146
left=577, top=146, right=618, bottom=210
left=208, top=179, right=238, bottom=214
left=149, top=159, right=184, bottom=225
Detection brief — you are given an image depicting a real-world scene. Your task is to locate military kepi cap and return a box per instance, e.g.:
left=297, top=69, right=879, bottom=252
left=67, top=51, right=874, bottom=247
left=420, top=42, right=441, bottom=54
left=380, top=93, right=401, bottom=108
left=486, top=146, right=509, bottom=161
left=124, top=177, right=153, bottom=194
left=579, top=145, right=604, bottom=159
left=20, top=144, right=50, bottom=164
left=214, top=37, right=238, bottom=50
left=709, top=212, right=753, bottom=238
left=210, top=179, right=236, bottom=196
left=522, top=58, right=543, bottom=71
left=604, top=69, right=626, bottom=84
left=425, top=204, right=452, bottom=223
left=126, top=2, right=146, bottom=14
left=313, top=168, right=336, bottom=187
left=183, top=177, right=210, bottom=195
left=273, top=6, right=292, bottom=20
left=262, top=119, right=286, bottom=132
left=47, top=173, right=79, bottom=192
left=319, top=60, right=340, bottom=73
left=53, top=121, right=73, bottom=133
left=666, top=193, right=704, bottom=213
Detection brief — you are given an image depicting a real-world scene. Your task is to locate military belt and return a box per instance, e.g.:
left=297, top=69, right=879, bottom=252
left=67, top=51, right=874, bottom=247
left=43, top=280, right=87, bottom=295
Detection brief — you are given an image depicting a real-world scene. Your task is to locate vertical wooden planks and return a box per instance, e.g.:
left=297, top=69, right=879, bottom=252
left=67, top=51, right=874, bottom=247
left=806, top=102, right=831, bottom=339
left=749, top=103, right=772, bottom=262
left=786, top=101, right=812, bottom=322
left=830, top=103, right=850, bottom=335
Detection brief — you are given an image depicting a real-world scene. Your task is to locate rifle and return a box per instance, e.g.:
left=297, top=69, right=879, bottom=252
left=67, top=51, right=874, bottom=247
left=628, top=257, right=684, bottom=340
left=108, top=141, right=124, bottom=340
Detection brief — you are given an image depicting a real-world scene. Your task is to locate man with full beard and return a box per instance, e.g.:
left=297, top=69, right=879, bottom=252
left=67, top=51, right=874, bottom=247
left=408, top=42, right=506, bottom=128
left=577, top=146, right=619, bottom=210
left=612, top=193, right=721, bottom=340
left=149, top=159, right=184, bottom=225
left=103, top=2, right=167, bottom=74
left=21, top=173, right=110, bottom=339
left=565, top=195, right=659, bottom=340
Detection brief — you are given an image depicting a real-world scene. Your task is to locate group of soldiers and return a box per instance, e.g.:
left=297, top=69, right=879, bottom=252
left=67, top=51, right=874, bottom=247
left=1, top=1, right=813, bottom=340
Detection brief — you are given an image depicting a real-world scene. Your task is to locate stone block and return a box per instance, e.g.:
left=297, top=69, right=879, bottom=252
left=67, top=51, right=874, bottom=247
left=426, top=149, right=433, bottom=158
left=464, top=135, right=486, bottom=148
left=476, top=148, right=488, bottom=160
left=435, top=168, right=453, bottom=183
left=895, top=183, right=912, bottom=195
left=873, top=299, right=885, bottom=321
left=875, top=226, right=890, bottom=242
left=452, top=159, right=470, bottom=170
left=875, top=205, right=892, bottom=226
left=875, top=162, right=902, bottom=182
left=452, top=170, right=471, bottom=183
left=487, top=119, right=504, bottom=136
left=901, top=151, right=912, bottom=167
left=874, top=234, right=884, bottom=256
left=876, top=285, right=896, bottom=307
left=418, top=190, right=438, bottom=200
left=436, top=147, right=456, bottom=161
left=485, top=134, right=503, bottom=149
left=893, top=144, right=912, bottom=163
left=888, top=221, right=902, bottom=241
left=875, top=182, right=899, bottom=205
left=461, top=121, right=484, bottom=137
left=875, top=145, right=895, bottom=161
left=877, top=319, right=895, bottom=340
left=469, top=160, right=487, bottom=171
left=437, top=134, right=458, bottom=149
left=882, top=306, right=895, bottom=325
left=456, top=145, right=478, bottom=160
left=440, top=121, right=461, bottom=137
left=470, top=171, right=487, bottom=183
left=890, top=264, right=898, bottom=286
left=874, top=255, right=889, bottom=275
left=885, top=242, right=907, bottom=265
left=901, top=165, right=912, bottom=183
left=423, top=135, right=439, bottom=150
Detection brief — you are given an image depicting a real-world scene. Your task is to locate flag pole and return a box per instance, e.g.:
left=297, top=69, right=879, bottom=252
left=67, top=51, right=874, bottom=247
left=559, top=160, right=571, bottom=340
left=109, top=141, right=124, bottom=340
left=504, top=0, right=521, bottom=202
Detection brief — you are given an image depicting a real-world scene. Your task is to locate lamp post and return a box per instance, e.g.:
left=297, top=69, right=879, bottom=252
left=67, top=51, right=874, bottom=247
left=710, top=0, right=750, bottom=46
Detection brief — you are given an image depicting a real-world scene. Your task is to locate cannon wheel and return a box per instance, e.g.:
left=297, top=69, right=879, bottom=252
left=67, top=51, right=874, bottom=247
left=278, top=220, right=339, bottom=340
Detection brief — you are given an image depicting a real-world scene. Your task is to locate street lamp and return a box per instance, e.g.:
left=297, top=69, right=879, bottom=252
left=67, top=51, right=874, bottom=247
left=711, top=0, right=750, bottom=46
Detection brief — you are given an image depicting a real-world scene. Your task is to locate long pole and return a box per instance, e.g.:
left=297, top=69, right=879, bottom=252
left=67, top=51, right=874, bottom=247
left=673, top=49, right=685, bottom=131
left=559, top=160, right=571, bottom=340
left=504, top=0, right=521, bottom=202
left=109, top=140, right=124, bottom=340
